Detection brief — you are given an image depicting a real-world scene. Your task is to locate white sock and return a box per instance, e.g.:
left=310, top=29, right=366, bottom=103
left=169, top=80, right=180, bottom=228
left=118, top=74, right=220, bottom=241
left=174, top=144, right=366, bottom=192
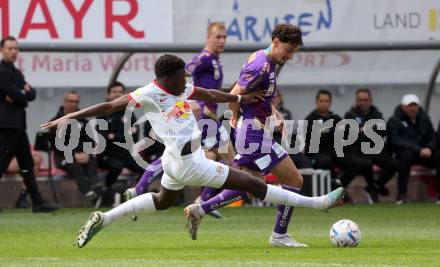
left=103, top=193, right=156, bottom=226
left=263, top=184, right=324, bottom=209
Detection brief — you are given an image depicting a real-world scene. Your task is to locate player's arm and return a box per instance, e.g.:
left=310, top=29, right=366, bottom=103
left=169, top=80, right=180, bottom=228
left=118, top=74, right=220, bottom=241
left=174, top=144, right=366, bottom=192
left=272, top=104, right=284, bottom=123
left=272, top=104, right=285, bottom=135
left=189, top=87, right=263, bottom=104
left=229, top=55, right=266, bottom=128
left=41, top=94, right=130, bottom=130
left=0, top=72, right=28, bottom=105
left=228, top=83, right=246, bottom=128
left=188, top=100, right=202, bottom=120
left=23, top=84, right=36, bottom=102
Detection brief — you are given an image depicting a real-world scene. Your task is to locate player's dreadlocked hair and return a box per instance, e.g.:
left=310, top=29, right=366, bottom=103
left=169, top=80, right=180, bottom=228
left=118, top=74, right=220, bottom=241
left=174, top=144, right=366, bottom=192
left=272, top=23, right=303, bottom=46
left=155, top=54, right=186, bottom=78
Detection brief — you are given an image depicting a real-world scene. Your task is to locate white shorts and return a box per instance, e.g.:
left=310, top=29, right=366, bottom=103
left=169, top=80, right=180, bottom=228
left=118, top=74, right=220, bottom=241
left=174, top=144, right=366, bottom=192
left=160, top=148, right=229, bottom=191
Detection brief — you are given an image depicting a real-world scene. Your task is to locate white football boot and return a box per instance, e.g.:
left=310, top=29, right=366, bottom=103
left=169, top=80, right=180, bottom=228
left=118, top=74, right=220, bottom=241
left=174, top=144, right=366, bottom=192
left=269, top=233, right=308, bottom=247
left=77, top=211, right=105, bottom=248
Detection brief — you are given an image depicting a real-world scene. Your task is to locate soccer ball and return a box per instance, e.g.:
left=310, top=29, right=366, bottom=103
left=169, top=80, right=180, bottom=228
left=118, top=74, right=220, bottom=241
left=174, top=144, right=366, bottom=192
left=329, top=219, right=361, bottom=247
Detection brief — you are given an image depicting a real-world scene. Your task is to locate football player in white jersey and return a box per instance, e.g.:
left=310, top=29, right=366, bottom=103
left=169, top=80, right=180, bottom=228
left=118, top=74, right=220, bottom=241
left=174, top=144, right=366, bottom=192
left=42, top=54, right=344, bottom=248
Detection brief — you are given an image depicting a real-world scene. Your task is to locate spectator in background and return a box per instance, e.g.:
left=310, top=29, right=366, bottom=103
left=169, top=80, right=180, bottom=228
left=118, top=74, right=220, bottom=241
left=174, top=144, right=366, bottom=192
left=305, top=90, right=376, bottom=202
left=344, top=88, right=399, bottom=203
left=185, top=22, right=230, bottom=219
left=97, top=82, right=143, bottom=206
left=304, top=90, right=343, bottom=182
left=388, top=94, right=440, bottom=204
left=51, top=90, right=102, bottom=205
left=0, top=36, right=58, bottom=212
left=272, top=89, right=312, bottom=169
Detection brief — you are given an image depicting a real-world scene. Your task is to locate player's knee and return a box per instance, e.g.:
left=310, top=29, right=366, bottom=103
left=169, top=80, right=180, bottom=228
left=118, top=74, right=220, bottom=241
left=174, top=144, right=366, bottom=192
left=151, top=193, right=172, bottom=210
left=291, top=169, right=303, bottom=188
left=154, top=200, right=172, bottom=210
left=279, top=168, right=303, bottom=188
left=296, top=176, right=304, bottom=188
left=254, top=183, right=267, bottom=199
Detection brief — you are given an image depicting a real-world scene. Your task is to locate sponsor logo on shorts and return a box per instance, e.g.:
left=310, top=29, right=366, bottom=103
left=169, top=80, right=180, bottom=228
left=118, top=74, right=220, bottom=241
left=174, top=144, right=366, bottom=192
left=254, top=155, right=271, bottom=171
left=272, top=143, right=286, bottom=158
left=216, top=165, right=224, bottom=175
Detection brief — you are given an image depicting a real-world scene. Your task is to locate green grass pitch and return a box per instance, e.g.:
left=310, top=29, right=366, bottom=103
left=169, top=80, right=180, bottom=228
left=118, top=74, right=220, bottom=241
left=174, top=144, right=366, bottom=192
left=0, top=204, right=439, bottom=266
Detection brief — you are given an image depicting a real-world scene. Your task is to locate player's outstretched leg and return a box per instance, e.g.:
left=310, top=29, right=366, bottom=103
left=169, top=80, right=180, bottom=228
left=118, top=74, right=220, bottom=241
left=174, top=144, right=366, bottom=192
left=191, top=182, right=342, bottom=217
left=225, top=166, right=343, bottom=211
left=184, top=168, right=344, bottom=240
left=77, top=187, right=180, bottom=247
left=124, top=158, right=164, bottom=221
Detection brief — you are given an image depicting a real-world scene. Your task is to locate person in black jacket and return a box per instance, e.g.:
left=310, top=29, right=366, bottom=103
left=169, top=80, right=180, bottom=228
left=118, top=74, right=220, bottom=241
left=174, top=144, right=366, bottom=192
left=305, top=90, right=373, bottom=199
left=51, top=90, right=102, bottom=205
left=344, top=88, right=399, bottom=202
left=97, top=82, right=143, bottom=205
left=0, top=36, right=58, bottom=212
left=305, top=90, right=343, bottom=172
left=388, top=94, right=440, bottom=204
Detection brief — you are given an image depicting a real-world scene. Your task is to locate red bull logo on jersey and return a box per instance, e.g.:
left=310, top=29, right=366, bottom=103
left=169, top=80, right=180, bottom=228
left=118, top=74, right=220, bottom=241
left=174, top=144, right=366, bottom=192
left=165, top=101, right=191, bottom=121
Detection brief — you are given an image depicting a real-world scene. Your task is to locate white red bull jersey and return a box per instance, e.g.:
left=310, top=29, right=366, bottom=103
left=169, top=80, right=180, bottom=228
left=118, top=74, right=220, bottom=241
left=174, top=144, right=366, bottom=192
left=128, top=80, right=201, bottom=154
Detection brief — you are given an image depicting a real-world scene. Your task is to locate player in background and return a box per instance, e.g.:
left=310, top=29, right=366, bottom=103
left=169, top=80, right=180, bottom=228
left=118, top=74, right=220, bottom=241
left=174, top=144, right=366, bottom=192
left=192, top=24, right=310, bottom=247
left=185, top=22, right=233, bottom=218
left=41, top=54, right=344, bottom=248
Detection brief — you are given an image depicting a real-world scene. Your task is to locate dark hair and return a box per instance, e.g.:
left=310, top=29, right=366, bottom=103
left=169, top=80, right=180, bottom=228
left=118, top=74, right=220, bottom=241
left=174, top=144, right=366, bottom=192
left=107, top=81, right=126, bottom=94
left=316, top=89, right=332, bottom=101
left=1, top=36, right=17, bottom=48
left=356, top=88, right=372, bottom=98
left=154, top=54, right=186, bottom=78
left=272, top=24, right=303, bottom=46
